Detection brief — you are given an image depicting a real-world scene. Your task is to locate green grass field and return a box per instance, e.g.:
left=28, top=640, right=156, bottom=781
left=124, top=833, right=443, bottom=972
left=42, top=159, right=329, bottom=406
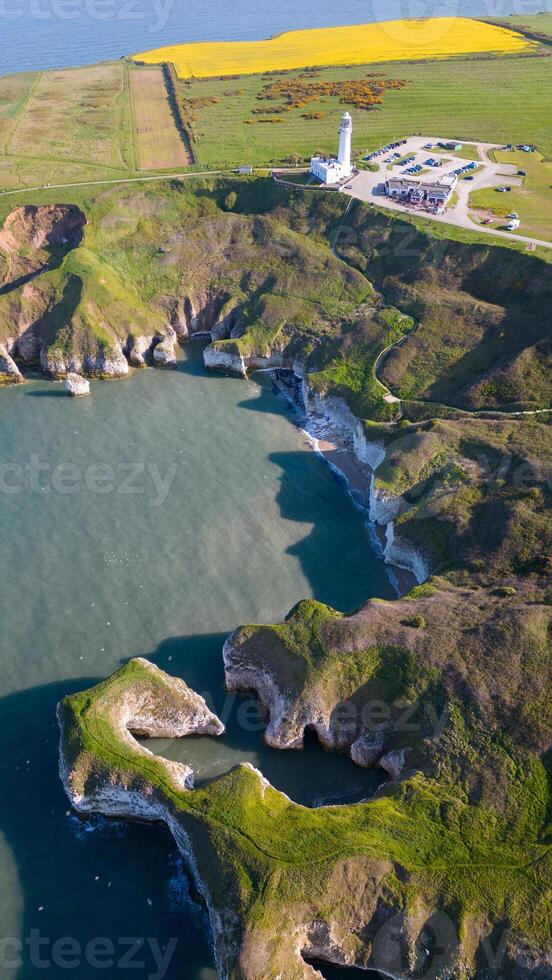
left=0, top=62, right=139, bottom=193
left=495, top=12, right=552, bottom=43
left=0, top=47, right=550, bottom=195
left=469, top=148, right=552, bottom=240
left=180, top=53, right=552, bottom=166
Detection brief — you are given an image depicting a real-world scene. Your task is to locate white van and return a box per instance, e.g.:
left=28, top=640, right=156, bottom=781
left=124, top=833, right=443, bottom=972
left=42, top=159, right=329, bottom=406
left=506, top=219, right=520, bottom=231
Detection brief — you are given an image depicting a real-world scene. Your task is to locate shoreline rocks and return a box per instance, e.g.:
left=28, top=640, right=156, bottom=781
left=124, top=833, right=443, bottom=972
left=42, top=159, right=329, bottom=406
left=271, top=367, right=429, bottom=588
left=65, top=372, right=90, bottom=396
left=152, top=329, right=178, bottom=368
left=0, top=347, right=24, bottom=385
left=40, top=344, right=130, bottom=379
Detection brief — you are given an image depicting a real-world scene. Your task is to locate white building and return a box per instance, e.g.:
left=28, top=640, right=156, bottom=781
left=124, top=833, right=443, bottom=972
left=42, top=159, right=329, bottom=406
left=311, top=111, right=353, bottom=185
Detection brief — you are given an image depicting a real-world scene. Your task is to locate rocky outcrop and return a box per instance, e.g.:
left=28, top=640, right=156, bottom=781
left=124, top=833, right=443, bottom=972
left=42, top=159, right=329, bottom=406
left=40, top=344, right=129, bottom=378
left=204, top=345, right=247, bottom=377
left=65, top=372, right=90, bottom=396
left=58, top=658, right=225, bottom=813
left=350, top=730, right=385, bottom=767
left=126, top=334, right=162, bottom=367
left=0, top=347, right=24, bottom=384
left=380, top=748, right=407, bottom=781
left=59, top=631, right=552, bottom=980
left=152, top=328, right=177, bottom=368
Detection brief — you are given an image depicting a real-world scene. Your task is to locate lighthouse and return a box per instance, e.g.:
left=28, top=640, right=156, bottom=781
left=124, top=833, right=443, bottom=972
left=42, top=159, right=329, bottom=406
left=337, top=111, right=352, bottom=173
left=310, top=111, right=354, bottom=185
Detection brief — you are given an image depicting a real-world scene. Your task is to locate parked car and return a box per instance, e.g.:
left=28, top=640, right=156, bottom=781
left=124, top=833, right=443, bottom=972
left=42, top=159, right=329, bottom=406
left=464, top=175, right=474, bottom=180
left=517, top=170, right=527, bottom=176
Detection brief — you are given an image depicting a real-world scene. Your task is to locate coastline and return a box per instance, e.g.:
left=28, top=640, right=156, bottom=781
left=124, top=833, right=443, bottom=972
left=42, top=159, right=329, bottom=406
left=269, top=368, right=421, bottom=596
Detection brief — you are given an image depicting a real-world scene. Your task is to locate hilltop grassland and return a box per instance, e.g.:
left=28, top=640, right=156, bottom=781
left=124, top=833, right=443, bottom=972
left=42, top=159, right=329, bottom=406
left=0, top=43, right=550, bottom=193
left=0, top=62, right=138, bottom=193
left=174, top=54, right=552, bottom=167
left=134, top=17, right=534, bottom=79
left=5, top=63, right=133, bottom=169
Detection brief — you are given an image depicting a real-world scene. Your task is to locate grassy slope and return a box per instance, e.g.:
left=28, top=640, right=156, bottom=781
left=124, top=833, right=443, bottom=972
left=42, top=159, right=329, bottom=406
left=2, top=176, right=552, bottom=397
left=333, top=201, right=552, bottom=411
left=0, top=179, right=373, bottom=369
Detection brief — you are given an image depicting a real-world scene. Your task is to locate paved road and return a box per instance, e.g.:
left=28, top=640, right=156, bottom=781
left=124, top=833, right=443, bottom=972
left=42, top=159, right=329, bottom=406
left=344, top=135, right=552, bottom=250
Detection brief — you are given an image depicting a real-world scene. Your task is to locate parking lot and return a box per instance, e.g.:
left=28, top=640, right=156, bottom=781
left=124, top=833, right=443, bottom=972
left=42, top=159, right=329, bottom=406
left=343, top=135, right=551, bottom=249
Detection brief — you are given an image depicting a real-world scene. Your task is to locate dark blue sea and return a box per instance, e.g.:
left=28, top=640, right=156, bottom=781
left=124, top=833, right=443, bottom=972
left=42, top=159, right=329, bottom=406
left=1, top=0, right=550, bottom=77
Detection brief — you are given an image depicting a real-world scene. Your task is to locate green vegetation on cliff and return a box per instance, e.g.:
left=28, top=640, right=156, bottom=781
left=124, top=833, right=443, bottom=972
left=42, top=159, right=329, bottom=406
left=60, top=579, right=552, bottom=977
left=3, top=170, right=543, bottom=978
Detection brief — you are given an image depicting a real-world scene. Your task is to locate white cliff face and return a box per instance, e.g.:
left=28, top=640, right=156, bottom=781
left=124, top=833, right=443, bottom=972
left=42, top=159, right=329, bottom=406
left=223, top=635, right=386, bottom=764
left=65, top=372, right=90, bottom=396
left=40, top=344, right=129, bottom=378
left=0, top=347, right=24, bottom=384
left=298, top=377, right=429, bottom=586
left=380, top=748, right=407, bottom=781
left=350, top=730, right=385, bottom=767
left=302, top=384, right=386, bottom=470
left=203, top=343, right=288, bottom=378
left=127, top=334, right=162, bottom=367
left=369, top=488, right=403, bottom=525
left=384, top=522, right=429, bottom=585
left=203, top=345, right=247, bottom=377
left=224, top=632, right=337, bottom=753
left=153, top=328, right=178, bottom=368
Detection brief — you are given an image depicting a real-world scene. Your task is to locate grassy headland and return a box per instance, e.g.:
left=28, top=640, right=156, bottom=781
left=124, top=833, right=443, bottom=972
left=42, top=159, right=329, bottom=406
left=26, top=166, right=547, bottom=978
left=0, top=34, right=550, bottom=190
left=60, top=579, right=552, bottom=977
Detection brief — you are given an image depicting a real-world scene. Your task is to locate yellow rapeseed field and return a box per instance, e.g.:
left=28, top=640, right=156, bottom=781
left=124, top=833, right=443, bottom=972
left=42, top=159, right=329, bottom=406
left=133, top=17, right=534, bottom=79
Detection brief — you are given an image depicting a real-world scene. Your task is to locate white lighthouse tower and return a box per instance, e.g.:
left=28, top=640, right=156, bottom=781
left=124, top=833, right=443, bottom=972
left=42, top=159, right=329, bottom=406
left=310, top=111, right=354, bottom=185
left=337, top=111, right=352, bottom=174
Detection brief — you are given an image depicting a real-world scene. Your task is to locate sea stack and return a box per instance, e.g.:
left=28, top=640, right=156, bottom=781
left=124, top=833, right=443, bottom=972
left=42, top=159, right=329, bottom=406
left=65, top=373, right=90, bottom=397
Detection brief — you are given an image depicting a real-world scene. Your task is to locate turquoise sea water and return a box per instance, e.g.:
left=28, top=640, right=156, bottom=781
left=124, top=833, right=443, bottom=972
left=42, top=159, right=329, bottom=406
left=1, top=0, right=550, bottom=77
left=0, top=345, right=394, bottom=978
